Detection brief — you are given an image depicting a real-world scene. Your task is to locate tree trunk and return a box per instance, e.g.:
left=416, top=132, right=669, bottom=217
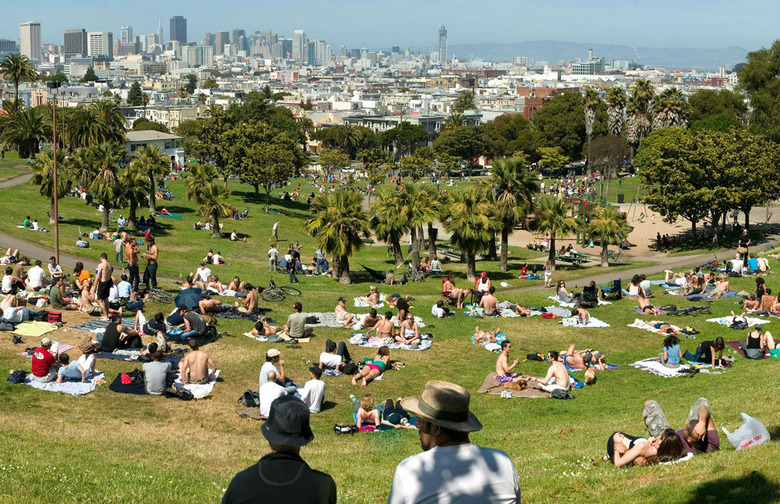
left=744, top=207, right=751, bottom=231
left=586, top=136, right=592, bottom=177
left=499, top=227, right=509, bottom=272
left=690, top=220, right=697, bottom=244
left=392, top=237, right=404, bottom=267
left=339, top=254, right=351, bottom=284
left=721, top=213, right=727, bottom=235
left=101, top=205, right=110, bottom=231
left=264, top=186, right=272, bottom=212
left=466, top=253, right=477, bottom=281
left=410, top=228, right=420, bottom=270
left=417, top=226, right=425, bottom=257
left=128, top=200, right=138, bottom=229
left=601, top=245, right=608, bottom=268
left=427, top=223, right=438, bottom=260
left=711, top=212, right=721, bottom=248
left=148, top=173, right=157, bottom=212
left=212, top=214, right=221, bottom=238
left=548, top=235, right=557, bottom=267
left=487, top=233, right=497, bottom=261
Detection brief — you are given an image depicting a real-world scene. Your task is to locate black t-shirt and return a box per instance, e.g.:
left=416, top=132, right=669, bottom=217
left=101, top=322, right=121, bottom=352
left=221, top=452, right=336, bottom=504
left=739, top=234, right=750, bottom=247
left=396, top=298, right=409, bottom=312
left=700, top=340, right=715, bottom=362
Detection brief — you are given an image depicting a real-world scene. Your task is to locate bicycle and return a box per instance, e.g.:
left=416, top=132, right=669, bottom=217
left=607, top=249, right=627, bottom=263
left=147, top=287, right=174, bottom=303
left=403, top=264, right=426, bottom=283
left=666, top=302, right=712, bottom=316
left=260, top=279, right=302, bottom=302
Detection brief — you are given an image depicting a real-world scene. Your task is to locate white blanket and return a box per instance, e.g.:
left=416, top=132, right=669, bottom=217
left=174, top=369, right=220, bottom=399
left=628, top=319, right=682, bottom=334
left=629, top=359, right=692, bottom=378
left=562, top=316, right=610, bottom=328
left=547, top=295, right=612, bottom=308
left=354, top=293, right=386, bottom=308
left=706, top=316, right=769, bottom=328
left=352, top=313, right=426, bottom=331
left=24, top=373, right=105, bottom=396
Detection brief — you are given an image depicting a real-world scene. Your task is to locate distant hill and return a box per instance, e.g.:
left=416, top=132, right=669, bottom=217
left=447, top=40, right=749, bottom=71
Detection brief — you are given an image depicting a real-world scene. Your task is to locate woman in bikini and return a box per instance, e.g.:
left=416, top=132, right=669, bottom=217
left=606, top=429, right=685, bottom=467
left=366, top=311, right=396, bottom=341
left=473, top=325, right=502, bottom=343
left=705, top=274, right=730, bottom=299
left=79, top=278, right=96, bottom=313
left=442, top=273, right=468, bottom=309
left=352, top=346, right=390, bottom=387
left=397, top=313, right=420, bottom=346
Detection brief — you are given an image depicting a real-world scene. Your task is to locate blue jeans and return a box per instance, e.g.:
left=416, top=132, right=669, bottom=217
left=269, top=259, right=277, bottom=272
left=180, top=330, right=200, bottom=341
left=22, top=308, right=40, bottom=321
left=316, top=259, right=324, bottom=273
left=289, top=270, right=299, bottom=283
left=115, top=250, right=123, bottom=263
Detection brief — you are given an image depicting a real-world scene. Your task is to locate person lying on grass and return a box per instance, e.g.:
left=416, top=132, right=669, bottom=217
left=605, top=429, right=685, bottom=467
left=351, top=346, right=390, bottom=387
left=559, top=344, right=606, bottom=370
left=251, top=316, right=279, bottom=338
left=638, top=295, right=660, bottom=315
left=705, top=274, right=730, bottom=299
left=474, top=326, right=502, bottom=343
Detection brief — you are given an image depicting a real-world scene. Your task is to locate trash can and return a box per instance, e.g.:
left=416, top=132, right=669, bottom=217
left=617, top=194, right=624, bottom=204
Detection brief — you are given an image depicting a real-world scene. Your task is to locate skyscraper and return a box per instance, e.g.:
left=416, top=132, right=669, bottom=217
left=232, top=29, right=246, bottom=52
left=20, top=21, right=42, bottom=61
left=201, top=33, right=214, bottom=48
left=170, top=16, right=187, bottom=44
left=439, top=25, right=447, bottom=66
left=292, top=29, right=306, bottom=61
left=157, top=19, right=164, bottom=45
left=64, top=29, right=87, bottom=56
left=120, top=26, right=133, bottom=44
left=215, top=30, right=230, bottom=55
left=88, top=31, right=113, bottom=58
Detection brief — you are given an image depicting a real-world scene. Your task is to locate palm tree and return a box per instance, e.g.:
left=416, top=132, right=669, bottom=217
left=296, top=116, right=315, bottom=152
left=119, top=162, right=148, bottom=229
left=443, top=111, right=466, bottom=130
left=185, top=163, right=219, bottom=201
left=305, top=190, right=369, bottom=285
left=443, top=186, right=497, bottom=280
left=370, top=189, right=406, bottom=267
left=583, top=88, right=601, bottom=175
left=421, top=185, right=447, bottom=260
left=132, top=145, right=170, bottom=212
left=606, top=86, right=627, bottom=137
left=651, top=87, right=690, bottom=130
left=0, top=54, right=38, bottom=112
left=1, top=106, right=52, bottom=158
left=195, top=182, right=232, bottom=238
left=31, top=149, right=69, bottom=223
left=400, top=183, right=439, bottom=271
left=631, top=78, right=655, bottom=115
left=88, top=142, right=125, bottom=231
left=532, top=196, right=579, bottom=266
left=335, top=124, right=363, bottom=159
left=491, top=157, right=539, bottom=272
left=91, top=100, right=126, bottom=144
left=587, top=206, right=632, bottom=267
left=67, top=147, right=95, bottom=189
left=626, top=98, right=651, bottom=159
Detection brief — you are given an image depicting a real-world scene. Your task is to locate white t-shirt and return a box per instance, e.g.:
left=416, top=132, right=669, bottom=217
left=319, top=352, right=342, bottom=369
left=2, top=306, right=25, bottom=323
left=299, top=379, right=325, bottom=413
left=48, top=263, right=63, bottom=279
left=731, top=259, right=744, bottom=274
left=388, top=443, right=521, bottom=504
left=1, top=275, right=12, bottom=293
left=196, top=267, right=212, bottom=283
left=212, top=254, right=223, bottom=265
left=258, top=382, right=286, bottom=417
left=27, top=266, right=45, bottom=289
left=431, top=304, right=445, bottom=318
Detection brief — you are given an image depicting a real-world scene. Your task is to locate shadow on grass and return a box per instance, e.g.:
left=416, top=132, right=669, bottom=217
left=684, top=471, right=780, bottom=504
left=667, top=223, right=780, bottom=254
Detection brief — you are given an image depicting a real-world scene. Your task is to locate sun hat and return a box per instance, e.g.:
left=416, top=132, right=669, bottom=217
left=391, top=293, right=401, bottom=298
left=401, top=380, right=482, bottom=433
left=261, top=396, right=314, bottom=447
left=267, top=348, right=281, bottom=358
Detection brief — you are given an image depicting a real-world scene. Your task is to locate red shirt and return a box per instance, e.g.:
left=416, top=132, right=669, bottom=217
left=31, top=346, right=55, bottom=377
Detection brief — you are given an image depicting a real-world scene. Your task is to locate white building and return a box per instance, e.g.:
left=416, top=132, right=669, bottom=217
left=88, top=31, right=113, bottom=58
left=20, top=21, right=42, bottom=62
left=126, top=131, right=184, bottom=167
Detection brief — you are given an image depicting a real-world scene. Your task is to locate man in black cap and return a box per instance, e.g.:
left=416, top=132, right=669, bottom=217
left=222, top=395, right=336, bottom=504
left=334, top=296, right=355, bottom=328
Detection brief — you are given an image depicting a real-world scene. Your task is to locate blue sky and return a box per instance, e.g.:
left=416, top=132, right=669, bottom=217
left=1, top=0, right=777, bottom=50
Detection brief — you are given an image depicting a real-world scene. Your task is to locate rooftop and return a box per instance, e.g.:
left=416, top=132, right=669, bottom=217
left=126, top=131, right=182, bottom=142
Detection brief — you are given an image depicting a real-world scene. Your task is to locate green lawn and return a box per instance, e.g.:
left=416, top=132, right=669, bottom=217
left=1, top=174, right=779, bottom=504
left=0, top=151, right=30, bottom=181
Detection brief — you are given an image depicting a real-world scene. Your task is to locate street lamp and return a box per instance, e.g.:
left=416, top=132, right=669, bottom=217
left=46, top=81, right=61, bottom=264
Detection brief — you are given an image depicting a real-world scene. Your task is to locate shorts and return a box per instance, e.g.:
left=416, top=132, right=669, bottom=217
left=97, top=280, right=111, bottom=300
left=540, top=380, right=568, bottom=393
left=643, top=397, right=712, bottom=437
left=365, top=364, right=382, bottom=373
left=485, top=311, right=500, bottom=317
left=498, top=372, right=519, bottom=384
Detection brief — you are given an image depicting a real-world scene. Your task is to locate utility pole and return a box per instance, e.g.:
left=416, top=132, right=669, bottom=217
left=47, top=81, right=62, bottom=264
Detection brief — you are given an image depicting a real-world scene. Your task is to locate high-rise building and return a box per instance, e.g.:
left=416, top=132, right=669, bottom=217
left=120, top=26, right=133, bottom=44
left=64, top=29, right=87, bottom=56
left=215, top=30, right=230, bottom=55
left=438, top=25, right=447, bottom=66
left=170, top=16, right=187, bottom=44
left=87, top=31, right=113, bottom=58
left=232, top=29, right=246, bottom=52
left=0, top=39, right=16, bottom=53
left=182, top=45, right=214, bottom=67
left=201, top=33, right=214, bottom=48
left=157, top=19, right=164, bottom=45
left=20, top=21, right=42, bottom=61
left=292, top=29, right=306, bottom=61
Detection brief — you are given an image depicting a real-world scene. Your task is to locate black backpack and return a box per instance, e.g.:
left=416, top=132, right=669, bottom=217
left=164, top=387, right=194, bottom=400
left=551, top=389, right=575, bottom=399
left=7, top=369, right=27, bottom=384
left=342, top=362, right=358, bottom=375
left=239, top=390, right=260, bottom=408
left=201, top=325, right=218, bottom=339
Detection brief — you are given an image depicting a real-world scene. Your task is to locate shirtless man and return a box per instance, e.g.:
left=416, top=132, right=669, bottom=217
left=142, top=237, right=159, bottom=290
left=334, top=297, right=355, bottom=328
left=227, top=276, right=245, bottom=293
left=560, top=344, right=606, bottom=371
left=478, top=286, right=500, bottom=317
left=235, top=284, right=258, bottom=313
left=496, top=340, right=523, bottom=384
left=199, top=294, right=226, bottom=314
left=94, top=253, right=114, bottom=320
left=366, top=311, right=395, bottom=340
left=474, top=325, right=502, bottom=343
left=529, top=351, right=571, bottom=393
left=179, top=338, right=217, bottom=384
left=705, top=274, right=730, bottom=299
left=251, top=316, right=279, bottom=337
left=359, top=285, right=380, bottom=306
left=126, top=237, right=140, bottom=293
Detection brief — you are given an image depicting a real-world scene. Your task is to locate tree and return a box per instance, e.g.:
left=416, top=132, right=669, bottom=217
left=491, top=157, right=539, bottom=272
left=131, top=118, right=169, bottom=133
left=605, top=86, right=627, bottom=137
left=435, top=152, right=460, bottom=176
left=49, top=73, right=68, bottom=85
left=119, top=162, right=148, bottom=229
left=81, top=66, right=98, bottom=83
left=202, top=78, right=218, bottom=89
left=651, top=87, right=690, bottom=130
left=31, top=149, right=68, bottom=223
left=131, top=145, right=170, bottom=212
left=587, top=206, right=631, bottom=266
left=399, top=153, right=434, bottom=181
left=537, top=146, right=568, bottom=173
left=127, top=81, right=144, bottom=106
left=194, top=182, right=233, bottom=238
left=626, top=98, right=651, bottom=159
left=359, top=148, right=391, bottom=203
left=452, top=91, right=477, bottom=113
left=1, top=106, right=51, bottom=158
left=185, top=164, right=219, bottom=202
left=433, top=126, right=483, bottom=169
left=531, top=196, right=579, bottom=266
left=421, top=184, right=447, bottom=260
left=305, top=190, right=369, bottom=284
left=379, top=122, right=427, bottom=157
left=590, top=135, right=630, bottom=201
left=443, top=111, right=466, bottom=130
left=296, top=116, right=315, bottom=152
left=443, top=186, right=497, bottom=280
left=318, top=148, right=350, bottom=173
left=688, top=89, right=747, bottom=124
left=739, top=40, right=780, bottom=142
left=690, top=113, right=744, bottom=134
left=480, top=113, right=541, bottom=161
left=532, top=91, right=606, bottom=161
left=400, top=184, right=439, bottom=271
left=583, top=87, right=601, bottom=174
left=370, top=189, right=407, bottom=266
left=68, top=101, right=126, bottom=147
left=184, top=74, right=198, bottom=95
left=87, top=143, right=125, bottom=231
left=335, top=124, right=364, bottom=159
left=0, top=54, right=38, bottom=112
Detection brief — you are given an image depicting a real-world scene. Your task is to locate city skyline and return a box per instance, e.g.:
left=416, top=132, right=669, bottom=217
left=0, top=0, right=777, bottom=53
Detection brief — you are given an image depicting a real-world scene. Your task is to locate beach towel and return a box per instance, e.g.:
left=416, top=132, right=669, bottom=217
left=24, top=373, right=104, bottom=396
left=173, top=369, right=220, bottom=399
left=628, top=319, right=682, bottom=335
left=545, top=305, right=573, bottom=318
left=562, top=361, right=619, bottom=372
left=547, top=296, right=612, bottom=308
left=561, top=317, right=610, bottom=328
left=476, top=372, right=550, bottom=398
left=108, top=372, right=147, bottom=395
left=707, top=316, right=768, bottom=328
left=12, top=321, right=58, bottom=337
left=348, top=333, right=432, bottom=351
left=71, top=318, right=136, bottom=333
left=687, top=289, right=741, bottom=300
left=629, top=359, right=694, bottom=378
left=18, top=341, right=74, bottom=358
left=726, top=340, right=770, bottom=359
left=158, top=213, right=182, bottom=219
left=353, top=293, right=386, bottom=308
left=95, top=349, right=182, bottom=367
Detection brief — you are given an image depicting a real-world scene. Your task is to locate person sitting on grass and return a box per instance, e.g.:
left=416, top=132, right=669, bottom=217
left=235, top=284, right=258, bottom=314
left=659, top=335, right=683, bottom=366
left=300, top=366, right=326, bottom=414
left=179, top=307, right=207, bottom=341
left=56, top=348, right=98, bottom=384
left=569, top=307, right=590, bottom=325
left=359, top=285, right=380, bottom=306
left=366, top=311, right=395, bottom=341
left=606, top=430, right=685, bottom=467
left=334, top=297, right=355, bottom=328
left=319, top=339, right=351, bottom=372
left=356, top=394, right=381, bottom=431
left=207, top=275, right=224, bottom=294
left=351, top=346, right=390, bottom=387
left=397, top=312, right=420, bottom=347
left=143, top=349, right=171, bottom=395
left=528, top=351, right=571, bottom=393
left=283, top=301, right=314, bottom=340
left=431, top=300, right=452, bottom=318
left=99, top=312, right=142, bottom=352
left=684, top=337, right=726, bottom=369
left=49, top=277, right=78, bottom=311
left=705, top=274, right=730, bottom=299
left=179, top=338, right=217, bottom=384
left=230, top=230, right=247, bottom=242
left=740, top=325, right=774, bottom=360
left=478, top=286, right=501, bottom=317
left=495, top=340, right=523, bottom=384
left=227, top=276, right=245, bottom=293
left=362, top=308, right=381, bottom=329
left=743, top=293, right=760, bottom=311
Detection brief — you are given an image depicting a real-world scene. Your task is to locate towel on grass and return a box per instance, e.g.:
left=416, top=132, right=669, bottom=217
left=562, top=317, right=610, bottom=328
left=12, top=321, right=58, bottom=337
left=18, top=342, right=74, bottom=358
left=108, top=372, right=147, bottom=395
left=95, top=349, right=182, bottom=367
left=688, top=289, right=741, bottom=300
left=348, top=334, right=432, bottom=351
left=726, top=339, right=770, bottom=359
left=158, top=213, right=182, bottom=219
left=476, top=372, right=549, bottom=398
left=629, top=359, right=693, bottom=378
left=354, top=293, right=386, bottom=308
left=173, top=369, right=220, bottom=399
left=71, top=318, right=136, bottom=333
left=563, top=361, right=619, bottom=372
left=25, top=373, right=104, bottom=396
left=707, top=316, right=768, bottom=328
left=547, top=296, right=612, bottom=308
left=545, top=305, right=573, bottom=318
left=628, top=319, right=682, bottom=335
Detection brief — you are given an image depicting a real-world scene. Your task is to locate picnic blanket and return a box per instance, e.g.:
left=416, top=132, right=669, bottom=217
left=348, top=333, right=432, bottom=351
left=726, top=339, right=771, bottom=359
left=24, top=373, right=105, bottom=396
left=12, top=321, right=58, bottom=337
left=95, top=349, right=182, bottom=367
left=463, top=305, right=521, bottom=318
left=351, top=313, right=426, bottom=331
left=685, top=289, right=741, bottom=300
left=476, top=372, right=549, bottom=398
left=108, top=372, right=147, bottom=395
left=471, top=332, right=508, bottom=353
left=71, top=318, right=136, bottom=333
left=173, top=369, right=220, bottom=399
left=545, top=305, right=573, bottom=318
left=561, top=316, right=610, bottom=328
left=18, top=341, right=74, bottom=357
left=305, top=312, right=344, bottom=328
left=158, top=213, right=182, bottom=219
left=707, top=316, right=768, bottom=328
left=563, top=361, right=619, bottom=372
left=628, top=319, right=682, bottom=335
left=214, top=308, right=267, bottom=321
left=354, top=293, right=386, bottom=308
left=629, top=358, right=694, bottom=378
left=547, top=296, right=612, bottom=308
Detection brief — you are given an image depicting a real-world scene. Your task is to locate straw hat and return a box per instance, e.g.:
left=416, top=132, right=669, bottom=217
left=401, top=381, right=482, bottom=433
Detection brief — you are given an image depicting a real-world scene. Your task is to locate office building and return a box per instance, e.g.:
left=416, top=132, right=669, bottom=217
left=88, top=31, right=113, bottom=58
left=157, top=19, right=164, bottom=45
left=292, top=29, right=306, bottom=61
left=438, top=25, right=447, bottom=66
left=64, top=29, right=87, bottom=56
left=572, top=48, right=605, bottom=75
left=232, top=29, right=246, bottom=52
left=0, top=39, right=16, bottom=53
left=215, top=30, right=230, bottom=55
left=20, top=21, right=42, bottom=61
left=201, top=33, right=214, bottom=48
left=120, top=26, right=133, bottom=44
left=170, top=16, right=187, bottom=44
left=182, top=45, right=214, bottom=67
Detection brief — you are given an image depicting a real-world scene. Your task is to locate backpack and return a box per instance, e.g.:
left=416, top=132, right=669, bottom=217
left=551, top=389, right=575, bottom=399
left=164, top=387, right=194, bottom=400
left=201, top=325, right=219, bottom=339
left=239, top=390, right=260, bottom=408
left=342, top=362, right=358, bottom=375
left=729, top=319, right=748, bottom=330
left=7, top=369, right=27, bottom=383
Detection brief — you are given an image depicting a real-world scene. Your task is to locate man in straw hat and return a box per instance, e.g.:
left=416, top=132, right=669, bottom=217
left=222, top=395, right=336, bottom=504
left=388, top=380, right=521, bottom=503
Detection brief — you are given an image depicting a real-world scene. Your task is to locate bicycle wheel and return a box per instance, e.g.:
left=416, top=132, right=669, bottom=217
left=280, top=286, right=302, bottom=296
left=261, top=289, right=285, bottom=302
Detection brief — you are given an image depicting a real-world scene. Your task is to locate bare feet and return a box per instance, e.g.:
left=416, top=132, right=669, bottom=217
left=351, top=376, right=357, bottom=386
left=361, top=378, right=367, bottom=387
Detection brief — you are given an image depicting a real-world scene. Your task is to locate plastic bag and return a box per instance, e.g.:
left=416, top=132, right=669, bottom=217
left=722, top=413, right=771, bottom=450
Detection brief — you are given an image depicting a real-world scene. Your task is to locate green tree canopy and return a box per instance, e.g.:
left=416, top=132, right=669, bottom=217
left=452, top=91, right=477, bottom=113
left=739, top=40, right=780, bottom=142
left=443, top=186, right=497, bottom=280
left=532, top=91, right=606, bottom=160
left=127, top=81, right=144, bottom=106
left=587, top=206, right=631, bottom=266
left=184, top=74, right=198, bottom=95
left=131, top=117, right=169, bottom=133
left=433, top=125, right=483, bottom=167
left=81, top=67, right=98, bottom=83
left=379, top=122, right=427, bottom=157
left=688, top=89, right=747, bottom=124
